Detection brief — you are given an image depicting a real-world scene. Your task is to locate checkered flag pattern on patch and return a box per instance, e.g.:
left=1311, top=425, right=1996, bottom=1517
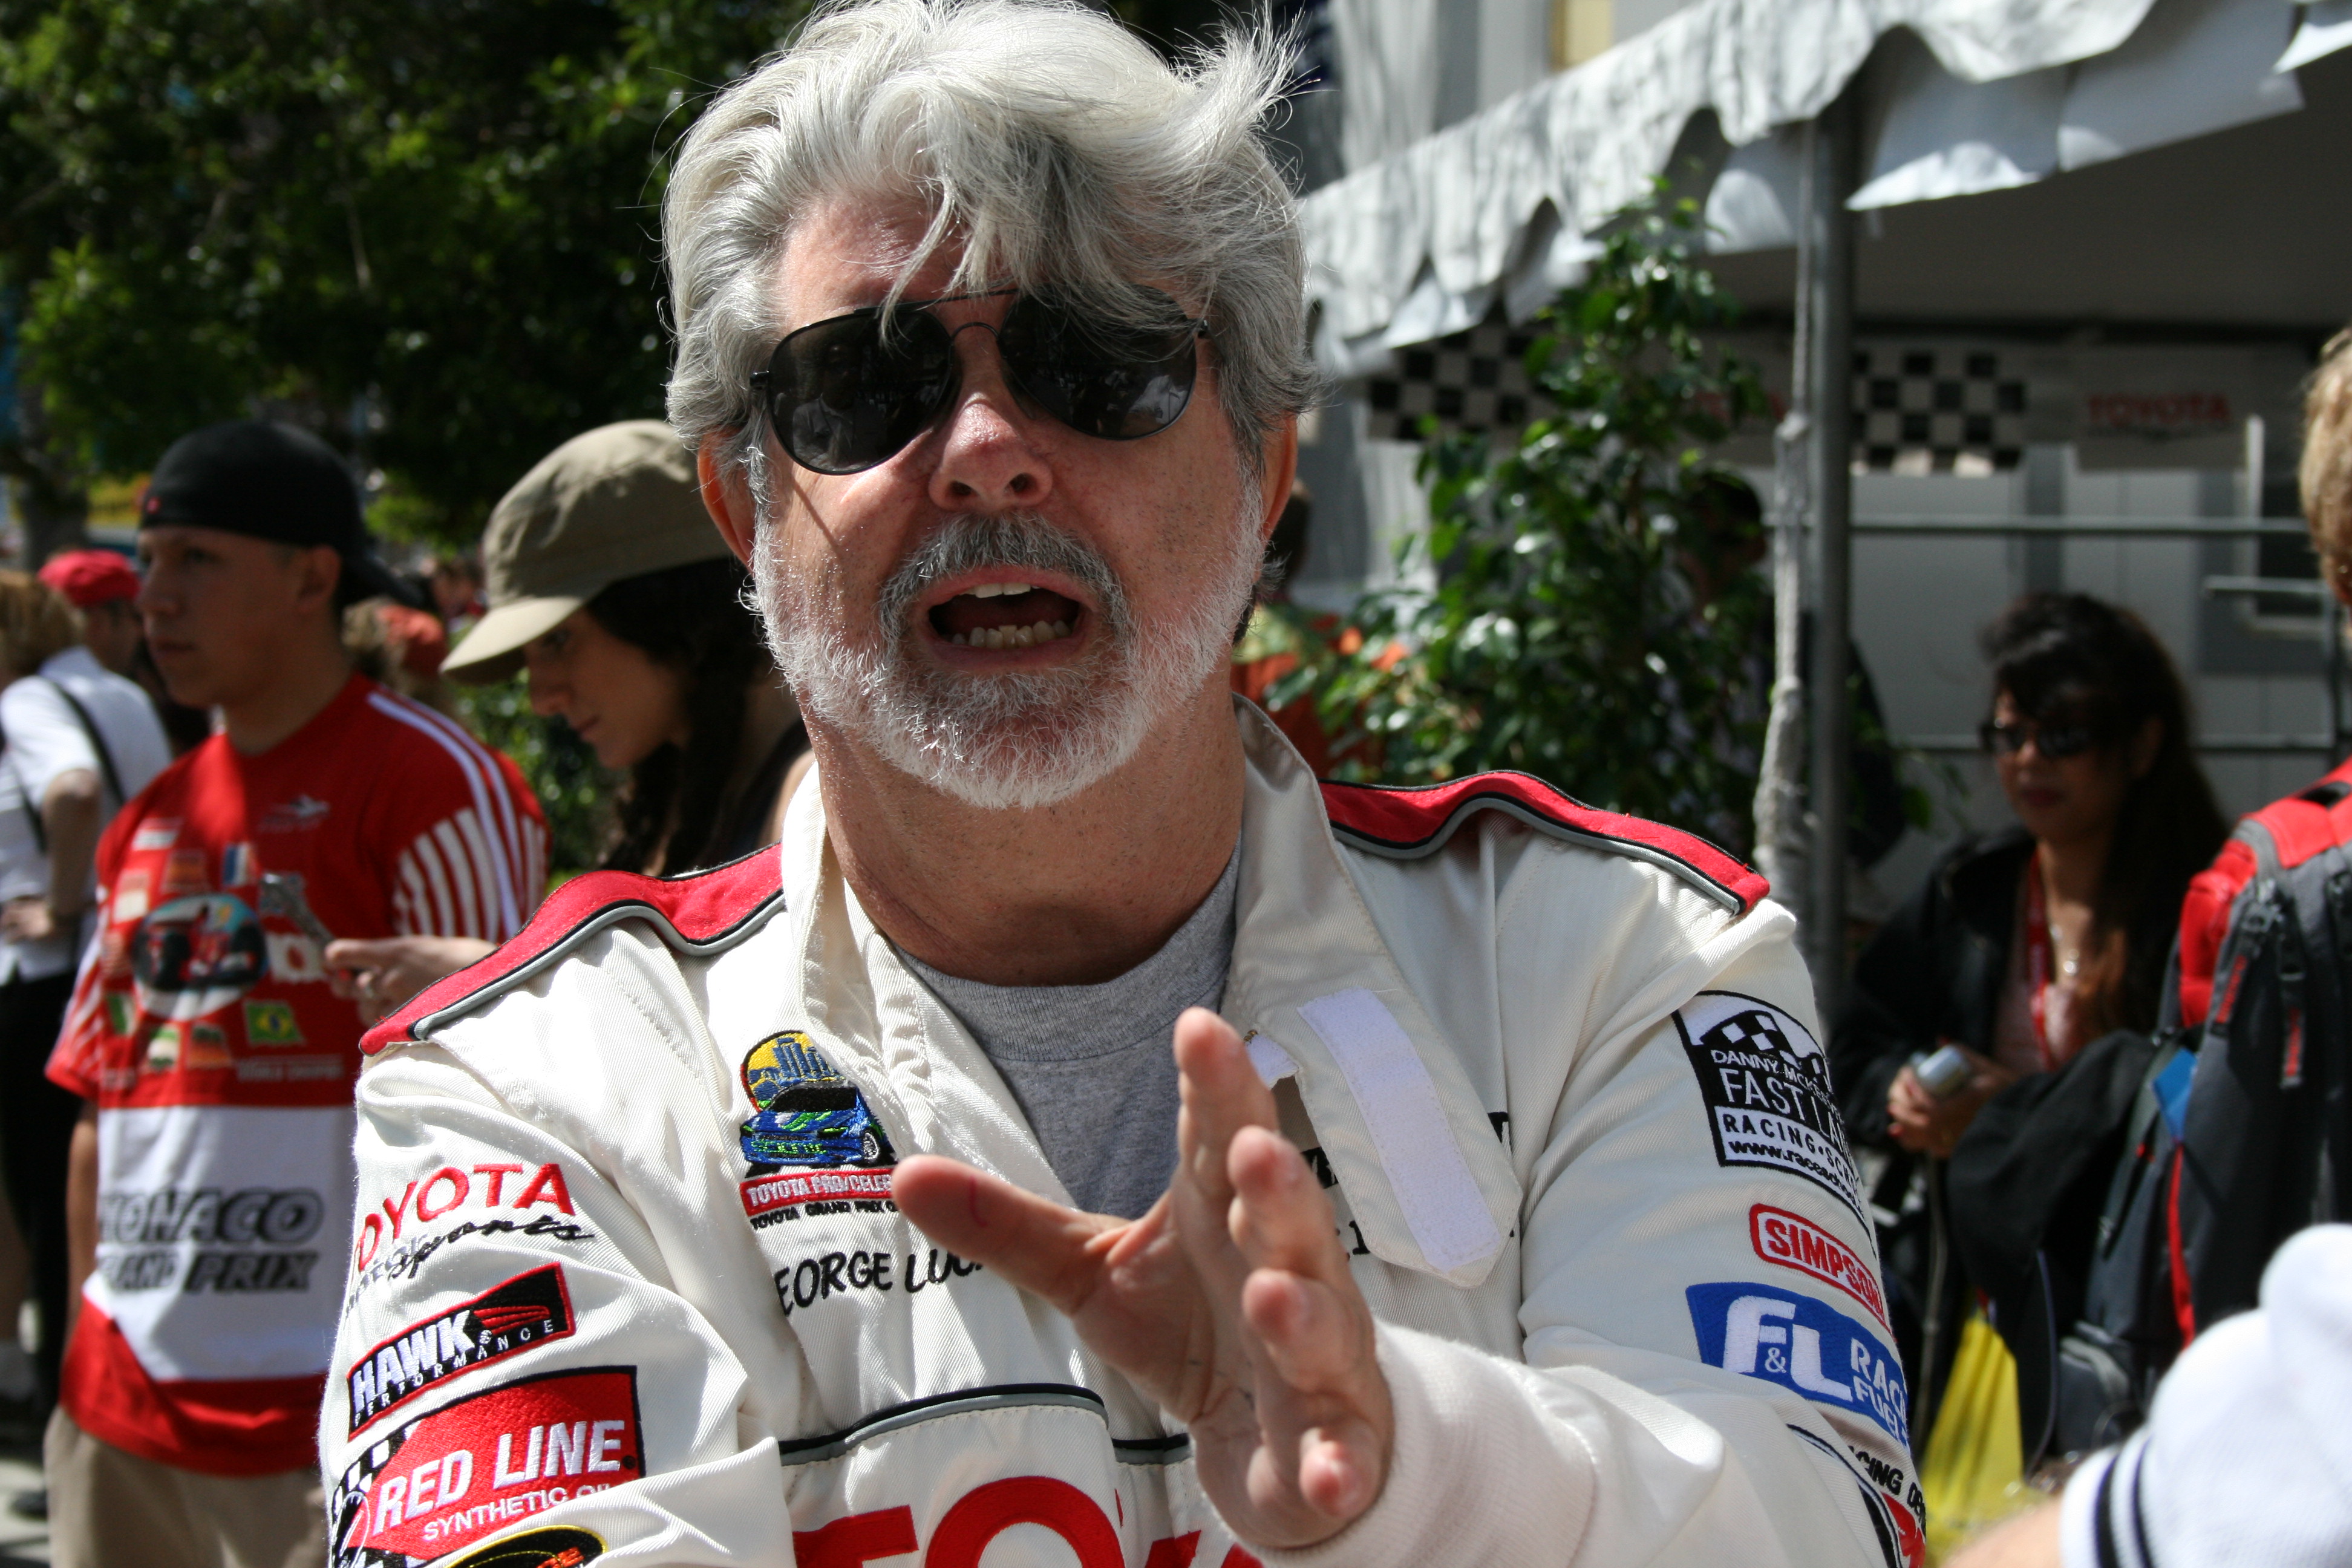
left=1362, top=319, right=1542, bottom=441
left=1674, top=991, right=1866, bottom=1225
left=1854, top=347, right=2027, bottom=474
left=1697, top=1007, right=1799, bottom=1065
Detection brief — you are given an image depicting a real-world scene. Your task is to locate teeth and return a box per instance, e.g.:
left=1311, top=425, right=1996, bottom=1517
left=946, top=619, right=1077, bottom=652
left=961, top=581, right=1036, bottom=601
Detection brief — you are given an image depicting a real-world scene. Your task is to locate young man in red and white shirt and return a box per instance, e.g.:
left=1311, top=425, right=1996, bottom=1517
left=42, top=420, right=545, bottom=1568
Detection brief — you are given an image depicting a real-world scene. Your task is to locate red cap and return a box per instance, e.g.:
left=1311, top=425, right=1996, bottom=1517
left=39, top=549, right=141, bottom=609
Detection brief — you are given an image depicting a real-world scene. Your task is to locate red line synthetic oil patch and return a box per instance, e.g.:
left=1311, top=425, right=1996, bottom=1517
left=1675, top=991, right=1867, bottom=1226
left=347, top=1264, right=577, bottom=1436
left=739, top=1168, right=897, bottom=1229
left=330, top=1367, right=641, bottom=1568
left=1749, top=1205, right=1887, bottom=1327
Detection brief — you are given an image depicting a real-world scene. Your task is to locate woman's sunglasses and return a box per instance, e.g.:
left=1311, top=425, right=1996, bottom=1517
left=1979, top=718, right=2100, bottom=759
left=750, top=287, right=1209, bottom=475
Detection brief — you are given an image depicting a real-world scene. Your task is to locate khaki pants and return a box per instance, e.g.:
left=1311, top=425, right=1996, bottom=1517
left=44, top=1406, right=327, bottom=1568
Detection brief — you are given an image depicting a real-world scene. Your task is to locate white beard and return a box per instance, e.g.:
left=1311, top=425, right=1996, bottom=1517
left=754, top=489, right=1263, bottom=812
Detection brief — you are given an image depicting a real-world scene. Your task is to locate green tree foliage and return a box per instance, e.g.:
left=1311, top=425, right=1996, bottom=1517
left=0, top=0, right=802, bottom=870
left=454, top=676, right=613, bottom=880
left=0, top=0, right=802, bottom=540
left=1282, top=192, right=1772, bottom=849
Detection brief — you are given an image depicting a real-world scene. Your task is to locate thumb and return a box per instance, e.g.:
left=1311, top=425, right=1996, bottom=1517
left=892, top=1155, right=1122, bottom=1312
left=323, top=938, right=401, bottom=967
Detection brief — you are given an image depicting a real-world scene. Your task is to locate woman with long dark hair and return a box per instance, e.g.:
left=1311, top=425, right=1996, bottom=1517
left=325, top=422, right=806, bottom=1014
left=526, top=552, right=803, bottom=872
left=1830, top=592, right=2226, bottom=1454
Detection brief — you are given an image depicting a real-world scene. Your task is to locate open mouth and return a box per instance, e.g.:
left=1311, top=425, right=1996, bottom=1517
left=927, top=581, right=1087, bottom=652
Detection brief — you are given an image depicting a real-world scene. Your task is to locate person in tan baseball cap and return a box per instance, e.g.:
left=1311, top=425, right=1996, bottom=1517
left=329, top=421, right=806, bottom=1013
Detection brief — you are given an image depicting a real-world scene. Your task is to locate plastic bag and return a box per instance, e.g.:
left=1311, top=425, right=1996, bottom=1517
left=1920, top=1307, right=2038, bottom=1561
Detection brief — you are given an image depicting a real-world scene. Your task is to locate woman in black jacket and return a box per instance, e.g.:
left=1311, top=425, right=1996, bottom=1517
left=1831, top=593, right=2224, bottom=1446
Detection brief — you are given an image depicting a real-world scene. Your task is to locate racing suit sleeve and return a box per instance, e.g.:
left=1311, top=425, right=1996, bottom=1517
left=1265, top=873, right=1916, bottom=1568
left=325, top=969, right=803, bottom=1568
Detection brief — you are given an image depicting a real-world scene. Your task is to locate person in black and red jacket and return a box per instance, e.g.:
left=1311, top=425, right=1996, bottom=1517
left=1830, top=593, right=2224, bottom=1444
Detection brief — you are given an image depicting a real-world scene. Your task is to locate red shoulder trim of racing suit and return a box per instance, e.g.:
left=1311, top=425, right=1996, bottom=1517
left=362, top=849, right=785, bottom=1055
left=1318, top=772, right=1768, bottom=916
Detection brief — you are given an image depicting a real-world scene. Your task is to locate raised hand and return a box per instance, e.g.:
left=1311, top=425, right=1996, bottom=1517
left=891, top=1006, right=1393, bottom=1550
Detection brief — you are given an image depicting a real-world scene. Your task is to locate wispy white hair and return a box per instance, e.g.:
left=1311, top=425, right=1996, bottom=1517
left=662, top=0, right=1314, bottom=480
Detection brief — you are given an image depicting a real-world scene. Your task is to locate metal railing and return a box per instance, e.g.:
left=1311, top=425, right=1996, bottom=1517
left=1854, top=513, right=2349, bottom=761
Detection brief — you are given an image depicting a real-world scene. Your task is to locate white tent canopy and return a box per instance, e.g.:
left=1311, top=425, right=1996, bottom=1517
left=1302, top=0, right=2336, bottom=374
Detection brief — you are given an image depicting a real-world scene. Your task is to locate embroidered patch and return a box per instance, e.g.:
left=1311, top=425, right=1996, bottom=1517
left=1674, top=991, right=1865, bottom=1224
left=131, top=820, right=180, bottom=851
left=260, top=794, right=332, bottom=834
left=132, top=894, right=266, bottom=1021
left=739, top=1031, right=893, bottom=1171
left=186, top=1021, right=232, bottom=1070
left=1687, top=1281, right=1909, bottom=1442
left=112, top=870, right=151, bottom=924
left=446, top=1526, right=604, bottom=1568
left=346, top=1264, right=578, bottom=1436
left=245, top=998, right=306, bottom=1045
left=1750, top=1204, right=1886, bottom=1327
left=162, top=847, right=209, bottom=895
left=328, top=1367, right=640, bottom=1568
left=739, top=1168, right=897, bottom=1229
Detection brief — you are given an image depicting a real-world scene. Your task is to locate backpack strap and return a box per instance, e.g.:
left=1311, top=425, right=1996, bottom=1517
left=8, top=678, right=126, bottom=858
left=2204, top=819, right=2281, bottom=1047
left=42, top=679, right=125, bottom=807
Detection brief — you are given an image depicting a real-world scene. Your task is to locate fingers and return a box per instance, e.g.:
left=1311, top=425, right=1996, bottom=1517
left=1290, top=1417, right=1387, bottom=1521
left=1174, top=1008, right=1279, bottom=1203
left=1227, top=1125, right=1345, bottom=1275
left=324, top=938, right=399, bottom=967
left=892, top=1154, right=1121, bottom=1312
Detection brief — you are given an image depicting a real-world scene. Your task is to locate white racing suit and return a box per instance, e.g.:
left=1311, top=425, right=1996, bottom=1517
left=325, top=703, right=1921, bottom=1568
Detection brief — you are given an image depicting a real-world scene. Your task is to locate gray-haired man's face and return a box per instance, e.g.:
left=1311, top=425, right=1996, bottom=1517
left=746, top=198, right=1281, bottom=812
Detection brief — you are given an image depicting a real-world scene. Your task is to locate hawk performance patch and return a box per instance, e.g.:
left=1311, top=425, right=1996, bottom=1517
left=1674, top=991, right=1866, bottom=1224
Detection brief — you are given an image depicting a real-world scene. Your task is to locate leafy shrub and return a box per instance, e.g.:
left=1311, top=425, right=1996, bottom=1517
left=1282, top=191, right=1771, bottom=850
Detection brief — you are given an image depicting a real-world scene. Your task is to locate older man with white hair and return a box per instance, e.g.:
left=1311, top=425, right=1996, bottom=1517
left=324, top=5, right=1918, bottom=1566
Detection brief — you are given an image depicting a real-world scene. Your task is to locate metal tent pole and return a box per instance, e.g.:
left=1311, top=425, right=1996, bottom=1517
left=1803, top=93, right=1858, bottom=1016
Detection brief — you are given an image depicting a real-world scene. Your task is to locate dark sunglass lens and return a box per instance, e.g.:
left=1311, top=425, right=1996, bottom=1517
left=2037, top=725, right=2095, bottom=759
left=771, top=311, right=956, bottom=474
left=998, top=296, right=1198, bottom=441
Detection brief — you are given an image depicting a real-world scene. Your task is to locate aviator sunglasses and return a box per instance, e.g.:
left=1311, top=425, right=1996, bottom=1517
left=750, top=287, right=1209, bottom=475
left=1979, top=717, right=2102, bottom=760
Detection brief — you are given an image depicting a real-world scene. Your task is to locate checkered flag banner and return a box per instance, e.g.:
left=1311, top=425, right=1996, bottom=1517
left=1361, top=321, right=2031, bottom=474
left=1362, top=319, right=1541, bottom=442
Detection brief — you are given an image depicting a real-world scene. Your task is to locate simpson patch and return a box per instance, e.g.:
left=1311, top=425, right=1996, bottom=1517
left=346, top=1264, right=577, bottom=1436
left=1674, top=991, right=1865, bottom=1223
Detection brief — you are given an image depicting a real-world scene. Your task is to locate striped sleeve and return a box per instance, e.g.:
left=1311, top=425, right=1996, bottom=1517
left=368, top=690, right=547, bottom=942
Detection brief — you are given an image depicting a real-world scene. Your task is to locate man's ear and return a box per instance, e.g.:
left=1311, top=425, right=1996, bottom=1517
left=1257, top=414, right=1301, bottom=549
left=295, top=545, right=344, bottom=621
left=698, top=436, right=760, bottom=567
